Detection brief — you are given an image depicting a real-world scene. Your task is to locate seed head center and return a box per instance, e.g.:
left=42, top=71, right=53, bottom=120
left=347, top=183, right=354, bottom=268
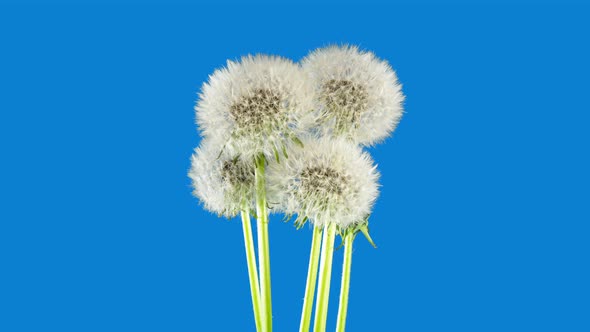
left=221, top=159, right=253, bottom=187
left=300, top=166, right=348, bottom=197
left=230, top=89, right=283, bottom=131
left=323, top=79, right=368, bottom=112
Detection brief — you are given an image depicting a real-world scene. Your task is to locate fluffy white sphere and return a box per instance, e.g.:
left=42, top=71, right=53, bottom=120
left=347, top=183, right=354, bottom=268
left=196, top=54, right=314, bottom=162
left=188, top=138, right=256, bottom=218
left=267, top=136, right=380, bottom=229
left=301, top=45, right=405, bottom=146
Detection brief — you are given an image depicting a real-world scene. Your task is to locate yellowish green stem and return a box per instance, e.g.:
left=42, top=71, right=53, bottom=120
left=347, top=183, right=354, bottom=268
left=255, top=155, right=272, bottom=332
left=313, top=223, right=337, bottom=332
left=298, top=226, right=323, bottom=332
left=240, top=206, right=262, bottom=332
left=335, top=232, right=354, bottom=332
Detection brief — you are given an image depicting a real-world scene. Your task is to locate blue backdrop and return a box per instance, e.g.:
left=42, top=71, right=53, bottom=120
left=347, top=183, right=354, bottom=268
left=1, top=2, right=589, bottom=331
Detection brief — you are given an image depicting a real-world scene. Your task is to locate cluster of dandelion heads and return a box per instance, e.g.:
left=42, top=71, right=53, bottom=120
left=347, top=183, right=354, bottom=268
left=196, top=55, right=314, bottom=161
left=189, top=138, right=257, bottom=218
left=302, top=45, right=405, bottom=146
left=191, top=46, right=404, bottom=227
left=267, top=137, right=380, bottom=229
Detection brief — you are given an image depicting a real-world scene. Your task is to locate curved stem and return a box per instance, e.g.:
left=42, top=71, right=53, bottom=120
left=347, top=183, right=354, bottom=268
left=298, top=226, right=323, bottom=332
left=255, top=155, right=272, bottom=331
left=335, top=232, right=354, bottom=332
left=313, top=223, right=337, bottom=332
left=240, top=206, right=262, bottom=332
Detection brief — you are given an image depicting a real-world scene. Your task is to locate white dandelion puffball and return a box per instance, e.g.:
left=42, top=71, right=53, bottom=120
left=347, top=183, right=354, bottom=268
left=267, top=137, right=380, bottom=229
left=189, top=138, right=256, bottom=218
left=301, top=45, right=405, bottom=146
left=196, top=54, right=314, bottom=161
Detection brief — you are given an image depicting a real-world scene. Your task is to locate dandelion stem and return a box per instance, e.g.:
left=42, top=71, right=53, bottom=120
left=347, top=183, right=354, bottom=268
left=313, top=223, right=337, bottom=332
left=255, top=154, right=272, bottom=331
left=298, top=226, right=323, bottom=332
left=335, top=232, right=354, bottom=332
left=240, top=205, right=262, bottom=332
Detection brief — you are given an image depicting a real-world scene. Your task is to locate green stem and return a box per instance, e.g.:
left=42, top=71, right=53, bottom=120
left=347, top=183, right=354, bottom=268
left=240, top=206, right=262, bottom=332
left=255, top=155, right=272, bottom=332
left=313, top=223, right=337, bottom=332
left=335, top=232, right=354, bottom=332
left=298, top=226, right=323, bottom=332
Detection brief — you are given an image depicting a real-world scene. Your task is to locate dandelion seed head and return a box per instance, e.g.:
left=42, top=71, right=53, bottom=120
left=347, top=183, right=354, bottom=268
left=189, top=139, right=256, bottom=218
left=267, top=137, right=380, bottom=229
left=196, top=55, right=314, bottom=161
left=302, top=45, right=405, bottom=145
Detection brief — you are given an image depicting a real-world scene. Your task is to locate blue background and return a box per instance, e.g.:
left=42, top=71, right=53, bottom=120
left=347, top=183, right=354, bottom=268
left=1, top=2, right=589, bottom=331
